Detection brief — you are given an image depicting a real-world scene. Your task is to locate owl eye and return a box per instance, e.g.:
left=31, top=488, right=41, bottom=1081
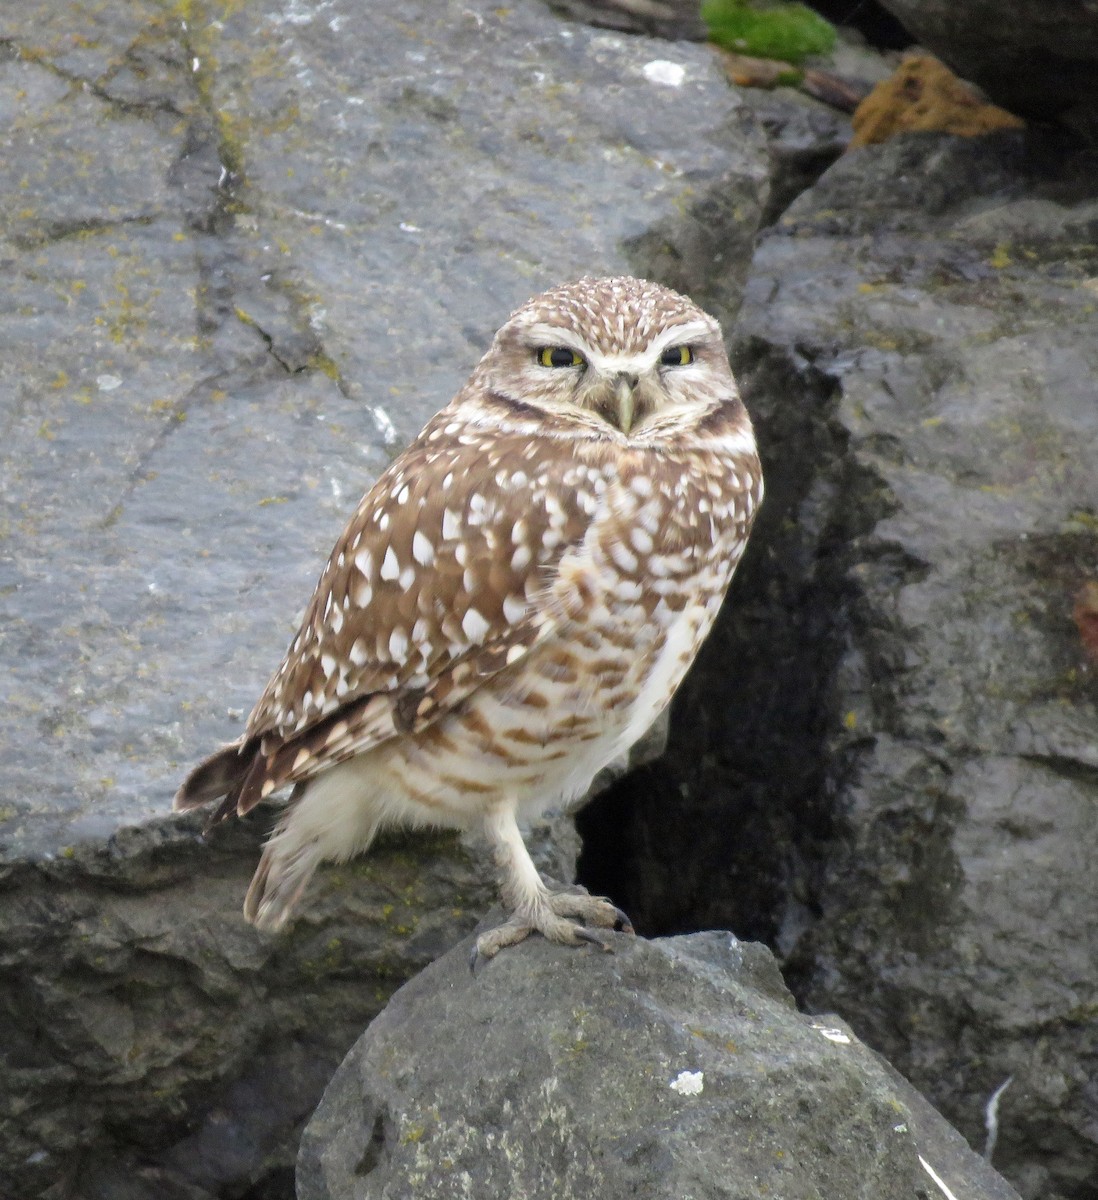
left=660, top=345, right=693, bottom=367
left=537, top=347, right=585, bottom=368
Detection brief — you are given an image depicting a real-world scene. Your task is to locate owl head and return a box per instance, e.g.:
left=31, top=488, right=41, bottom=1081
left=476, top=276, right=737, bottom=437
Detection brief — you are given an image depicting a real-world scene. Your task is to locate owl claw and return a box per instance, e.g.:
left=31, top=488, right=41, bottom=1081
left=572, top=925, right=613, bottom=953
left=546, top=888, right=633, bottom=934
left=611, top=905, right=635, bottom=934
left=469, top=888, right=634, bottom=972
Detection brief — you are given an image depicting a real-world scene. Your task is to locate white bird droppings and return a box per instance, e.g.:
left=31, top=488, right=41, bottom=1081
left=670, top=1070, right=704, bottom=1096
left=643, top=60, right=686, bottom=88
left=812, top=1025, right=851, bottom=1045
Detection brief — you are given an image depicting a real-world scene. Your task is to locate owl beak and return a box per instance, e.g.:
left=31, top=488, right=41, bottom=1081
left=613, top=373, right=639, bottom=434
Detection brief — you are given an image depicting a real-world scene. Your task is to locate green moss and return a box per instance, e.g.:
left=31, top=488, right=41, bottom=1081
left=702, top=0, right=835, bottom=64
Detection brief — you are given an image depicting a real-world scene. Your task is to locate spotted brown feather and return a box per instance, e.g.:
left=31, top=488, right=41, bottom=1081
left=236, top=403, right=597, bottom=807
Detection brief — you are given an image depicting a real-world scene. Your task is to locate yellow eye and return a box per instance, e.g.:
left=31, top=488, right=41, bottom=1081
left=538, top=347, right=584, bottom=368
left=660, top=345, right=693, bottom=367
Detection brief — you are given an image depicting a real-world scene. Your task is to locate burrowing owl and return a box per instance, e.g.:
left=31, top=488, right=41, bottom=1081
left=175, top=277, right=762, bottom=961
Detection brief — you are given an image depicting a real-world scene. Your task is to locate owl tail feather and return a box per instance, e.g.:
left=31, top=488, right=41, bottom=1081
left=173, top=741, right=250, bottom=808
left=173, top=737, right=270, bottom=830
left=243, top=820, right=324, bottom=932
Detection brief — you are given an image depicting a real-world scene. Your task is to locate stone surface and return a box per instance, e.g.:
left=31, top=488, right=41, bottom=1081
left=0, top=0, right=766, bottom=861
left=1, top=813, right=575, bottom=1200
left=875, top=0, right=1098, bottom=138
left=299, top=929, right=1021, bottom=1200
left=0, top=1, right=770, bottom=1196
left=733, top=84, right=852, bottom=225
left=546, top=0, right=707, bottom=40
left=580, top=131, right=1098, bottom=1200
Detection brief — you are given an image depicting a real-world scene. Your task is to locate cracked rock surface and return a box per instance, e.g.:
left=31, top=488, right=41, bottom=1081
left=0, top=1, right=769, bottom=1196
left=742, top=135, right=1098, bottom=1200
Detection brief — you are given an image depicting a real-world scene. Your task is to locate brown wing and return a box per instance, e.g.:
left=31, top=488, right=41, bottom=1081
left=224, top=399, right=597, bottom=813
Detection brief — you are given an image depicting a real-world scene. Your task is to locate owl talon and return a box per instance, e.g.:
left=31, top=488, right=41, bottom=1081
left=612, top=906, right=635, bottom=935
left=544, top=887, right=633, bottom=934
left=471, top=916, right=538, bottom=967
left=470, top=917, right=607, bottom=968
left=470, top=892, right=632, bottom=970
left=573, top=926, right=613, bottom=953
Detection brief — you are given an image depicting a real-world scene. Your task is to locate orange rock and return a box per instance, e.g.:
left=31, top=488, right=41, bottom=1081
left=850, top=54, right=1024, bottom=148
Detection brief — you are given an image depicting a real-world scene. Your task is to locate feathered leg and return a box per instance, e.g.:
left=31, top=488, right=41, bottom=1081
left=471, top=806, right=633, bottom=965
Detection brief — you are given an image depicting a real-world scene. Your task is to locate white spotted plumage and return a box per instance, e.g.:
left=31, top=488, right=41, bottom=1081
left=174, top=276, right=763, bottom=958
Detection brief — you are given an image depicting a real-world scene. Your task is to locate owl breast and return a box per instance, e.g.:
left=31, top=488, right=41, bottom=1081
left=374, top=435, right=756, bottom=824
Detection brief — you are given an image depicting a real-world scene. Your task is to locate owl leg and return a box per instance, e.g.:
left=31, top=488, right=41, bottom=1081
left=472, top=807, right=633, bottom=965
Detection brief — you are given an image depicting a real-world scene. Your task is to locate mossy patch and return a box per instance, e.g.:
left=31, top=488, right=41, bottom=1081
left=702, top=0, right=835, bottom=65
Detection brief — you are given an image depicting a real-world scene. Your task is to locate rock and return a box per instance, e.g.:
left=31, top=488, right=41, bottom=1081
left=546, top=0, right=707, bottom=40
left=581, top=130, right=1098, bottom=1200
left=714, top=47, right=805, bottom=90
left=710, top=26, right=900, bottom=225
left=298, top=930, right=1021, bottom=1200
left=0, top=0, right=771, bottom=1196
left=851, top=54, right=1025, bottom=147
left=874, top=0, right=1098, bottom=138
left=2, top=812, right=578, bottom=1200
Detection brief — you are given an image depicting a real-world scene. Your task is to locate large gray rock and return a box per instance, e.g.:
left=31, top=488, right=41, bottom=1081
left=2, top=814, right=575, bottom=1200
left=580, top=130, right=1098, bottom=1200
left=0, top=0, right=766, bottom=857
left=746, top=136, right=1098, bottom=1200
left=299, top=929, right=1021, bottom=1200
left=0, top=1, right=770, bottom=1196
left=875, top=0, right=1098, bottom=137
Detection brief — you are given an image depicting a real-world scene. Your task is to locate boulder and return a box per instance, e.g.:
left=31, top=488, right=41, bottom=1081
left=749, top=134, right=1098, bottom=1200
left=299, top=929, right=1021, bottom=1200
left=580, top=130, right=1098, bottom=1199
left=0, top=0, right=770, bottom=1195
left=875, top=0, right=1098, bottom=138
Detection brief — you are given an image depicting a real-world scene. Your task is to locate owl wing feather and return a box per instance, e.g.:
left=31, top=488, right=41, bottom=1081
left=174, top=400, right=597, bottom=822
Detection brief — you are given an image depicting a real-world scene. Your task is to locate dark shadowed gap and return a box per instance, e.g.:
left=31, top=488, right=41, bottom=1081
left=805, top=0, right=913, bottom=50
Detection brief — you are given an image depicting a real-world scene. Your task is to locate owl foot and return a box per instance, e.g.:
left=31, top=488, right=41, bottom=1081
left=470, top=887, right=633, bottom=971
left=473, top=808, right=633, bottom=970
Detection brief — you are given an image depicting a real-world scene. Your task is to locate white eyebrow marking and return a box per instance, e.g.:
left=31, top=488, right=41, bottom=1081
left=522, top=319, right=715, bottom=374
